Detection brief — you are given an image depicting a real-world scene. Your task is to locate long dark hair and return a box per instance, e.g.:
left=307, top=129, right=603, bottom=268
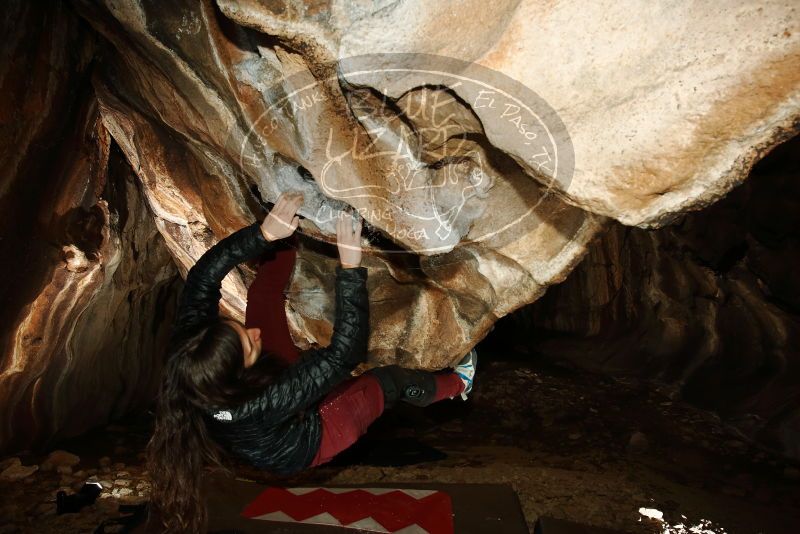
left=146, top=319, right=282, bottom=533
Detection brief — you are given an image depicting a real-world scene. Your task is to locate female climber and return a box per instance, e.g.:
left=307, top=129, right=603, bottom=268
left=145, top=191, right=477, bottom=532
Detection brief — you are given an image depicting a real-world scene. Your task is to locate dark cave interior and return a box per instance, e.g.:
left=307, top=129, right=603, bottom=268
left=1, top=1, right=799, bottom=533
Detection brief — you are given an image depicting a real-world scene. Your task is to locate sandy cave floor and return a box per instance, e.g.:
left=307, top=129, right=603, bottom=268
left=1, top=351, right=799, bottom=534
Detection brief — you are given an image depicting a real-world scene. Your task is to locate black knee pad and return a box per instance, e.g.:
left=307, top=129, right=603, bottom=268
left=369, top=365, right=400, bottom=408
left=368, top=365, right=438, bottom=408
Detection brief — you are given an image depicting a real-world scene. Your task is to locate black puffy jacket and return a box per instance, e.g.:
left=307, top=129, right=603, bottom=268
left=168, top=221, right=369, bottom=474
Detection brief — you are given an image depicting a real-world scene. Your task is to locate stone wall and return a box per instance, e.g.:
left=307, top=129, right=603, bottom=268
left=521, top=138, right=800, bottom=459
left=0, top=2, right=180, bottom=453
left=0, top=0, right=798, bottom=453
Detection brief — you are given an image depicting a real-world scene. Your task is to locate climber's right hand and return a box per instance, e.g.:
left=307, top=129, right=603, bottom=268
left=337, top=210, right=363, bottom=268
left=261, top=191, right=303, bottom=241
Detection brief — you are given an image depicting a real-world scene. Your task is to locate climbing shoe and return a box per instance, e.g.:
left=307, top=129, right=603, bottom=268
left=453, top=348, right=477, bottom=400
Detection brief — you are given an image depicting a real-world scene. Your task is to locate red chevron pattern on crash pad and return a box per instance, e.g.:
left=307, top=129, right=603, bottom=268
left=241, top=487, right=454, bottom=533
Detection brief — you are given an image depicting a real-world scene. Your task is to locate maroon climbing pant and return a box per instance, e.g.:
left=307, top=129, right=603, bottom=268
left=244, top=237, right=465, bottom=467
left=309, top=371, right=465, bottom=467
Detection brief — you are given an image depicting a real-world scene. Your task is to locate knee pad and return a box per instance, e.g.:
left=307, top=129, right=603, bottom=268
left=368, top=365, right=438, bottom=408
left=369, top=366, right=400, bottom=408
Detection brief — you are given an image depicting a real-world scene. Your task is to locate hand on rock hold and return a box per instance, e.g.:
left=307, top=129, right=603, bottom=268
left=261, top=192, right=303, bottom=241
left=337, top=210, right=363, bottom=268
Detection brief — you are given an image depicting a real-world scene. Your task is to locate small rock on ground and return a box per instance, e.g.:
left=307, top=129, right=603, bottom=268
left=41, top=450, right=80, bottom=471
left=1, top=461, right=38, bottom=481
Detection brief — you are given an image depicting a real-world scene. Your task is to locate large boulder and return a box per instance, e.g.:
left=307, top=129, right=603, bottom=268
left=220, top=0, right=800, bottom=226
left=73, top=0, right=798, bottom=369
left=0, top=0, right=798, bottom=452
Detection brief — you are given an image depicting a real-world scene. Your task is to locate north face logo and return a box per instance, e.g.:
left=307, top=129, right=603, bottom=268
left=213, top=410, right=232, bottom=421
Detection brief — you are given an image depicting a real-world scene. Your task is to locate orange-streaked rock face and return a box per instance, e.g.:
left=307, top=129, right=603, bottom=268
left=0, top=2, right=181, bottom=452
left=73, top=0, right=604, bottom=369
left=1, top=0, right=798, bottom=453
left=525, top=138, right=800, bottom=460
left=71, top=0, right=798, bottom=370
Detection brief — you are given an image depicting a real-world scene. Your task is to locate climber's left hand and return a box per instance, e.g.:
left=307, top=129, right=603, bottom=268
left=261, top=192, right=303, bottom=241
